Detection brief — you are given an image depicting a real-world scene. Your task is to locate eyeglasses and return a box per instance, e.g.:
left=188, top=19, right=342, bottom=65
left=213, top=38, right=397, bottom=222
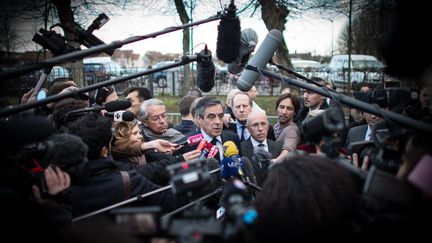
left=147, top=113, right=167, bottom=122
left=248, top=122, right=268, bottom=129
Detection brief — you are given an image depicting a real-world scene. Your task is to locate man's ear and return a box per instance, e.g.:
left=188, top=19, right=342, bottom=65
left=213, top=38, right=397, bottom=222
left=100, top=146, right=109, bottom=158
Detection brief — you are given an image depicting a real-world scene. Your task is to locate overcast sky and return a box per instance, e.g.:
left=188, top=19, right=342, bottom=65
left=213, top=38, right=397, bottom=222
left=92, top=11, right=346, bottom=58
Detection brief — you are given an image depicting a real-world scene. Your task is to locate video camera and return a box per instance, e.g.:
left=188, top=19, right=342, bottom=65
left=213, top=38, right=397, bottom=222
left=110, top=158, right=257, bottom=243
left=347, top=121, right=403, bottom=174
left=302, top=108, right=346, bottom=158
left=32, top=13, right=113, bottom=56
left=353, top=87, right=418, bottom=111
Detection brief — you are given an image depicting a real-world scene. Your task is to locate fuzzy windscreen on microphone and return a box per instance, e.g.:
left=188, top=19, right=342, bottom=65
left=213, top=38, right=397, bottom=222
left=216, top=13, right=241, bottom=63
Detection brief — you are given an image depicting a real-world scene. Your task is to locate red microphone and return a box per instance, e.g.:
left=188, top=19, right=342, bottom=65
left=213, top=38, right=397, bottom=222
left=207, top=146, right=219, bottom=159
left=199, top=143, right=213, bottom=159
left=196, top=139, right=208, bottom=152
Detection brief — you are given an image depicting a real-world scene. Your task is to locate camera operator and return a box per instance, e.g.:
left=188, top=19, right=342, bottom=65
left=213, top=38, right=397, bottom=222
left=248, top=155, right=361, bottom=243
left=0, top=116, right=74, bottom=239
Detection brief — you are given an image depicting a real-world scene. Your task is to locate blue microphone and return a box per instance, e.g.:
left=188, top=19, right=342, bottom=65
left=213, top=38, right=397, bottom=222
left=220, top=156, right=244, bottom=180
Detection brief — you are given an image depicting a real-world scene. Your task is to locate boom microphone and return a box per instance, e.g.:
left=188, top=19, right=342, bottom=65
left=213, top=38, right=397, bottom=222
left=216, top=0, right=241, bottom=63
left=196, top=46, right=216, bottom=92
left=68, top=100, right=132, bottom=116
left=236, top=29, right=282, bottom=92
left=227, top=28, right=259, bottom=74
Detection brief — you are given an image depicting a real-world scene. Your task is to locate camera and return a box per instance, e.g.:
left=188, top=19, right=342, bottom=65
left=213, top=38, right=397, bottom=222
left=110, top=159, right=256, bottom=242
left=32, top=13, right=113, bottom=56
left=347, top=122, right=403, bottom=174
left=353, top=87, right=418, bottom=111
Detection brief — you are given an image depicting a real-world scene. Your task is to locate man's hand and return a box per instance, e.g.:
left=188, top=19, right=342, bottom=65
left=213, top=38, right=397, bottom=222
left=142, top=139, right=179, bottom=153
left=20, top=88, right=36, bottom=104
left=351, top=153, right=370, bottom=171
left=223, top=113, right=234, bottom=128
left=32, top=166, right=71, bottom=206
left=182, top=150, right=201, bottom=161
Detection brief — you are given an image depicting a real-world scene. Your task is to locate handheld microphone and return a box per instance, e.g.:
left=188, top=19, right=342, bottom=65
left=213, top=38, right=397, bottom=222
left=177, top=133, right=204, bottom=146
left=207, top=145, right=219, bottom=159
left=196, top=45, right=216, bottom=92
left=105, top=110, right=135, bottom=122
left=223, top=141, right=243, bottom=176
left=220, top=157, right=239, bottom=180
left=227, top=28, right=259, bottom=74
left=223, top=141, right=258, bottom=185
left=236, top=29, right=282, bottom=92
left=199, top=143, right=213, bottom=159
left=196, top=139, right=208, bottom=152
left=216, top=0, right=241, bottom=63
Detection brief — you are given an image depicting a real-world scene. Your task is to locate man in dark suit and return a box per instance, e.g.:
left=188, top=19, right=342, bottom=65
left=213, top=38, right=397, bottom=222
left=224, top=92, right=276, bottom=142
left=241, top=111, right=282, bottom=186
left=345, top=111, right=383, bottom=147
left=174, top=97, right=240, bottom=162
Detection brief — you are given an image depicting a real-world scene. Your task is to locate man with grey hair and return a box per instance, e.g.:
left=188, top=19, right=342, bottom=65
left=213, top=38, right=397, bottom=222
left=174, top=96, right=239, bottom=163
left=140, top=98, right=185, bottom=143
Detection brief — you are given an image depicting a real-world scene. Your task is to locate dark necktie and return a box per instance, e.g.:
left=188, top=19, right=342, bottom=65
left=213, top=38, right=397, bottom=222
left=258, top=143, right=265, bottom=148
left=240, top=125, right=246, bottom=142
left=211, top=137, right=220, bottom=163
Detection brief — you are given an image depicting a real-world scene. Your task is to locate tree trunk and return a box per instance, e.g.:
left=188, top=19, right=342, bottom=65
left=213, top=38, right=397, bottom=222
left=174, top=0, right=192, bottom=97
left=258, top=0, right=291, bottom=89
left=52, top=0, right=84, bottom=87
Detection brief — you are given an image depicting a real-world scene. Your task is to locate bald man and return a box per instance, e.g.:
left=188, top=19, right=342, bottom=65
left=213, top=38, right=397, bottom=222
left=241, top=111, right=282, bottom=186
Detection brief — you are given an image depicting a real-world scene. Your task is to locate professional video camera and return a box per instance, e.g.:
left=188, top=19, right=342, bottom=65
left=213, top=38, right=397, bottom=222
left=110, top=158, right=257, bottom=243
left=347, top=121, right=404, bottom=174
left=353, top=87, right=418, bottom=112
left=302, top=107, right=346, bottom=158
left=9, top=132, right=89, bottom=198
left=32, top=13, right=113, bottom=56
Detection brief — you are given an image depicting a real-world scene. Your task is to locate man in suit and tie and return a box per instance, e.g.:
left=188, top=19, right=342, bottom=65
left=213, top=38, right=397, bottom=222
left=224, top=92, right=275, bottom=142
left=345, top=110, right=383, bottom=147
left=241, top=111, right=282, bottom=186
left=174, top=96, right=239, bottom=162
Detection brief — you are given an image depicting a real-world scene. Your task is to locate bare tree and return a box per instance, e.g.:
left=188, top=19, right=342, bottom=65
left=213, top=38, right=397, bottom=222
left=0, top=13, right=19, bottom=59
left=173, top=0, right=193, bottom=96
left=336, top=0, right=396, bottom=59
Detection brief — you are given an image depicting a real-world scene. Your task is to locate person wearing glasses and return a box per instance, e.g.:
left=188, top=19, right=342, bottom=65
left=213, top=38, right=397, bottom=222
left=139, top=98, right=185, bottom=143
left=241, top=111, right=282, bottom=186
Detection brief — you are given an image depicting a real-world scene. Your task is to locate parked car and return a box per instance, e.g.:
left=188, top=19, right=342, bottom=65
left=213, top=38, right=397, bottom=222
left=83, top=61, right=123, bottom=84
left=47, top=66, right=72, bottom=83
left=326, top=54, right=385, bottom=89
left=152, top=61, right=183, bottom=88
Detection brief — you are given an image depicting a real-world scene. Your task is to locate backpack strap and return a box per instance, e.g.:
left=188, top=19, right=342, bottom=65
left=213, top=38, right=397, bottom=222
left=119, top=171, right=131, bottom=200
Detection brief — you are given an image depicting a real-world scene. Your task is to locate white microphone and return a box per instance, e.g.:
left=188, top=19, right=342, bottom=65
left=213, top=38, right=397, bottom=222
left=236, top=29, right=282, bottom=92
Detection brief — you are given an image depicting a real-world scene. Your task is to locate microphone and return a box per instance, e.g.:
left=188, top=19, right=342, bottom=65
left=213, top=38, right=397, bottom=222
left=236, top=29, right=282, bottom=92
left=196, top=45, right=216, bottom=92
left=199, top=143, right=213, bottom=159
left=68, top=100, right=132, bottom=116
left=216, top=0, right=241, bottom=63
left=223, top=141, right=258, bottom=185
left=196, top=139, right=208, bottom=152
left=176, top=133, right=204, bottom=146
left=227, top=28, right=259, bottom=74
left=207, top=145, right=219, bottom=159
left=105, top=110, right=135, bottom=122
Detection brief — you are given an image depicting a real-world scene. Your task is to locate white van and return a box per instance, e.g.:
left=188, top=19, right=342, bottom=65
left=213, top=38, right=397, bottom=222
left=327, top=54, right=384, bottom=89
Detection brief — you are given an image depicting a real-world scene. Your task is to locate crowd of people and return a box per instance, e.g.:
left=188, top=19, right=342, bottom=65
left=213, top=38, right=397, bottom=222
left=1, top=0, right=432, bottom=241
